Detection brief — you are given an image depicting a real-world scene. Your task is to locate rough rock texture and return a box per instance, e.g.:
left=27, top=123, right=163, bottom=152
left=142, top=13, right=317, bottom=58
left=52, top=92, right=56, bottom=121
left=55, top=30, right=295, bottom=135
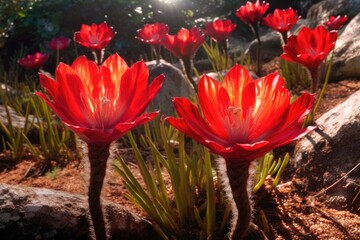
left=147, top=60, right=195, bottom=116
left=0, top=105, right=35, bottom=129
left=0, top=183, right=158, bottom=240
left=332, top=12, right=360, bottom=81
left=0, top=84, right=17, bottom=105
left=307, top=0, right=360, bottom=27
left=292, top=90, right=360, bottom=211
left=244, top=20, right=309, bottom=64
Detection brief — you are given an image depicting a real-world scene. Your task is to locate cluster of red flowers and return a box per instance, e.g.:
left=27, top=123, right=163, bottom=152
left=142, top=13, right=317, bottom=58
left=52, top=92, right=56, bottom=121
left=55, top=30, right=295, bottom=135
left=31, top=1, right=349, bottom=157
left=29, top=2, right=351, bottom=239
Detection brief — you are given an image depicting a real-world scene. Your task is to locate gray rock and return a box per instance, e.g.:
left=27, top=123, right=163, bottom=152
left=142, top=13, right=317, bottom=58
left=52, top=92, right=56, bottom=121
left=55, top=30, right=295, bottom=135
left=147, top=60, right=195, bottom=116
left=244, top=19, right=309, bottom=64
left=292, top=89, right=360, bottom=211
left=332, top=13, right=360, bottom=81
left=0, top=84, right=17, bottom=104
left=0, top=183, right=159, bottom=240
left=307, top=0, right=360, bottom=27
left=204, top=70, right=258, bottom=82
left=0, top=105, right=35, bottom=129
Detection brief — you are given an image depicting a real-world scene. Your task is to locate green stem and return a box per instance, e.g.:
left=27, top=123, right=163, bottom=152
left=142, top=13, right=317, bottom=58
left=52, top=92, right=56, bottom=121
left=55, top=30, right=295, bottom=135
left=93, top=49, right=104, bottom=65
left=181, top=57, right=197, bottom=92
left=251, top=23, right=261, bottom=75
left=153, top=44, right=161, bottom=65
left=88, top=142, right=110, bottom=240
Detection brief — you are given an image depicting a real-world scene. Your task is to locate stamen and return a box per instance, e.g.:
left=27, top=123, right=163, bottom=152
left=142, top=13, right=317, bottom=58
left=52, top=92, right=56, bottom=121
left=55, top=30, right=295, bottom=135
left=101, top=96, right=111, bottom=105
left=227, top=106, right=242, bottom=114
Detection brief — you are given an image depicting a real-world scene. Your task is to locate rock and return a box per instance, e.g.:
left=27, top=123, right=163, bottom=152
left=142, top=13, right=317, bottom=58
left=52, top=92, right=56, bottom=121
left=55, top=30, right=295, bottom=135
left=0, top=84, right=17, bottom=105
left=294, top=0, right=323, bottom=17
left=147, top=60, right=195, bottom=116
left=0, top=183, right=159, bottom=240
left=0, top=105, right=35, bottom=129
left=244, top=19, right=309, bottom=64
left=204, top=70, right=258, bottom=82
left=292, top=90, right=360, bottom=211
left=332, top=12, right=360, bottom=81
left=306, top=0, right=360, bottom=27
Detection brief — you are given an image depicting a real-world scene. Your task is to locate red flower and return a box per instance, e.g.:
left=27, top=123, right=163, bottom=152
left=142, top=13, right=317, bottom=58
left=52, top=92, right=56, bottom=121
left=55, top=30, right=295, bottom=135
left=74, top=22, right=116, bottom=51
left=324, top=15, right=348, bottom=31
left=236, top=0, right=269, bottom=25
left=204, top=19, right=237, bottom=43
left=47, top=36, right=71, bottom=51
left=166, top=65, right=315, bottom=162
left=262, top=8, right=300, bottom=33
left=136, top=23, right=169, bottom=45
left=18, top=52, right=49, bottom=69
left=281, top=25, right=337, bottom=71
left=162, top=27, right=205, bottom=59
left=36, top=53, right=164, bottom=144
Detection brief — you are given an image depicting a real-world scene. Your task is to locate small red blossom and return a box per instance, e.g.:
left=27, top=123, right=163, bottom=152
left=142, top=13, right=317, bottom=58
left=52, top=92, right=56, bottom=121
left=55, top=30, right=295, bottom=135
left=136, top=22, right=169, bottom=45
left=166, top=65, right=315, bottom=162
left=262, top=8, right=300, bottom=33
left=47, top=36, right=71, bottom=51
left=18, top=52, right=49, bottom=69
left=204, top=19, right=237, bottom=43
left=236, top=0, right=269, bottom=25
left=324, top=15, right=348, bottom=31
left=36, top=53, right=164, bottom=144
left=281, top=25, right=337, bottom=71
left=74, top=22, right=116, bottom=51
left=162, top=27, right=205, bottom=59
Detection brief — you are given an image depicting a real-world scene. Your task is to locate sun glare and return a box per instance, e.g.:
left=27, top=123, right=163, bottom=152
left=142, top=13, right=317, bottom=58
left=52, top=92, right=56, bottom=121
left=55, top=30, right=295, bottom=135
left=158, top=0, right=178, bottom=4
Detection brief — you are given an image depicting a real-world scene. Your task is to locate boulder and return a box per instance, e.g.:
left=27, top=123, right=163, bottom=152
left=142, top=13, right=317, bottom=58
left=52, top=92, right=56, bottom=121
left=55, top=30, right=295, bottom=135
left=147, top=60, right=195, bottom=116
left=332, top=12, right=360, bottom=81
left=307, top=0, right=360, bottom=27
left=292, top=89, right=360, bottom=211
left=0, top=183, right=158, bottom=240
left=0, top=104, right=36, bottom=130
left=244, top=20, right=309, bottom=64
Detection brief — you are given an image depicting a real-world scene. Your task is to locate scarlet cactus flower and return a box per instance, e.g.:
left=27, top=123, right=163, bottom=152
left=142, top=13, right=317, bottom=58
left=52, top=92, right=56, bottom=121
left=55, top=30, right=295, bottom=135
left=47, top=36, right=71, bottom=51
left=281, top=25, right=337, bottom=92
left=263, top=8, right=300, bottom=44
left=136, top=22, right=169, bottom=65
left=235, top=0, right=269, bottom=25
left=136, top=22, right=169, bottom=45
left=166, top=64, right=314, bottom=239
left=18, top=52, right=49, bottom=69
left=204, top=19, right=237, bottom=44
left=74, top=22, right=116, bottom=51
left=162, top=27, right=205, bottom=91
left=166, top=65, right=315, bottom=161
left=162, top=27, right=205, bottom=59
left=236, top=0, right=269, bottom=75
left=36, top=53, right=163, bottom=239
left=36, top=53, right=164, bottom=144
left=324, top=15, right=348, bottom=31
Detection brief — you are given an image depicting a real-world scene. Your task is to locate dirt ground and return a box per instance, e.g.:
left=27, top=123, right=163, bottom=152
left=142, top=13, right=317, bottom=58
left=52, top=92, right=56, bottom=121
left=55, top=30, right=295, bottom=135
left=0, top=79, right=360, bottom=239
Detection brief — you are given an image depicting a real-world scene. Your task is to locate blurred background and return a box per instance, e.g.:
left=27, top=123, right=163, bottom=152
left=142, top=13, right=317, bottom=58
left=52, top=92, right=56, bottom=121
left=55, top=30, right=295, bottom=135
left=0, top=0, right=320, bottom=74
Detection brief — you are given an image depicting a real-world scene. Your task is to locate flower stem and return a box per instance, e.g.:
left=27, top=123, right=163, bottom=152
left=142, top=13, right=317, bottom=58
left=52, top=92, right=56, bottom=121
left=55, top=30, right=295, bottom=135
left=93, top=49, right=105, bottom=65
left=88, top=142, right=110, bottom=240
left=153, top=44, right=161, bottom=65
left=225, top=160, right=251, bottom=240
left=251, top=24, right=262, bottom=75
left=181, top=57, right=198, bottom=92
left=280, top=32, right=288, bottom=45
left=309, top=67, right=321, bottom=94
